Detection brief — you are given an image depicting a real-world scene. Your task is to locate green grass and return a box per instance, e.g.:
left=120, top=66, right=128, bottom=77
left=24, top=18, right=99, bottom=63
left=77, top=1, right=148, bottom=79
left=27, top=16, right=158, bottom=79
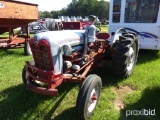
left=0, top=27, right=160, bottom=120
left=100, top=25, right=108, bottom=33
left=0, top=31, right=34, bottom=38
left=0, top=32, right=9, bottom=37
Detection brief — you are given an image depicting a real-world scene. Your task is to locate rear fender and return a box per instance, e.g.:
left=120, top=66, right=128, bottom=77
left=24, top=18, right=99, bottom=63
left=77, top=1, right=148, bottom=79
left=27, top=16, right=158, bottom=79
left=110, top=28, right=126, bottom=48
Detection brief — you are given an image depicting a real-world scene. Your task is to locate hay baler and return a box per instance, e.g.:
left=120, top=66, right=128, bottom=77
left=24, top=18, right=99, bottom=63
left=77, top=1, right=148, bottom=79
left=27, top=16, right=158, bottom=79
left=22, top=15, right=139, bottom=119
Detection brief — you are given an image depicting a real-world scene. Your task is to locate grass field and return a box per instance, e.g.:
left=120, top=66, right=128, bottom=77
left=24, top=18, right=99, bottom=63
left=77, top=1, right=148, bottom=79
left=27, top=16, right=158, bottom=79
left=99, top=25, right=108, bottom=33
left=0, top=32, right=9, bottom=37
left=0, top=26, right=160, bottom=120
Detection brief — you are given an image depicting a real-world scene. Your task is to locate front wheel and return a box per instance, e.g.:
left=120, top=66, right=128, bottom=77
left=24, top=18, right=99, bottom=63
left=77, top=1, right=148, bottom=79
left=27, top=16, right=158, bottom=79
left=22, top=60, right=35, bottom=85
left=76, top=74, right=102, bottom=120
left=22, top=65, right=28, bottom=85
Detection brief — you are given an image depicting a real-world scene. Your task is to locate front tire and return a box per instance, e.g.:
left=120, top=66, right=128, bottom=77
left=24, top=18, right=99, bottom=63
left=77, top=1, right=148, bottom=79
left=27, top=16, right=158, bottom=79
left=22, top=60, right=35, bottom=85
left=112, top=33, right=138, bottom=78
left=76, top=74, right=102, bottom=120
left=22, top=65, right=28, bottom=85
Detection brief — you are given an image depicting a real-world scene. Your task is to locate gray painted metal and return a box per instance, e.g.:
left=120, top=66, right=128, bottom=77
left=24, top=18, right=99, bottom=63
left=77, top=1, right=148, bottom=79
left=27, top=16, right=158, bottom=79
left=35, top=30, right=85, bottom=74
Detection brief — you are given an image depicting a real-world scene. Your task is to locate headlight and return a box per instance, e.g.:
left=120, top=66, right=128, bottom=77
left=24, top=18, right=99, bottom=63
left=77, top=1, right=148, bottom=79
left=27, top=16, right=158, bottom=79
left=63, top=44, right=72, bottom=56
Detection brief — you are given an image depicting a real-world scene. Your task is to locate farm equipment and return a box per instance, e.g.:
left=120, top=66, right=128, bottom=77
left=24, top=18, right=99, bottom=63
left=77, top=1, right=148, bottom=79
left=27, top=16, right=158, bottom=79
left=22, top=15, right=139, bottom=119
left=44, top=16, right=99, bottom=31
left=62, top=21, right=90, bottom=30
left=0, top=0, right=38, bottom=55
left=62, top=16, right=100, bottom=30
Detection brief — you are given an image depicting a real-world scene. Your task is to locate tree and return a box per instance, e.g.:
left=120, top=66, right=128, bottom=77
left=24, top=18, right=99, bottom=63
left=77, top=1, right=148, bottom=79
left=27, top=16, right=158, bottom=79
left=95, top=0, right=109, bottom=20
left=40, top=11, right=52, bottom=18
left=39, top=0, right=110, bottom=20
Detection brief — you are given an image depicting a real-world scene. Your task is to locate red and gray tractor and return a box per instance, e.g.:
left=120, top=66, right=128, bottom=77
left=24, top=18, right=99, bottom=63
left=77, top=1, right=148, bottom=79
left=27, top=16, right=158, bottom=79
left=22, top=15, right=139, bottom=120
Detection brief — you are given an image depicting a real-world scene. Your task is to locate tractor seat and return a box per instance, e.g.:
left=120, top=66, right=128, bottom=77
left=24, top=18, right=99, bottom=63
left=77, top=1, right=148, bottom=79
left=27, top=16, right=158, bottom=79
left=95, top=33, right=110, bottom=42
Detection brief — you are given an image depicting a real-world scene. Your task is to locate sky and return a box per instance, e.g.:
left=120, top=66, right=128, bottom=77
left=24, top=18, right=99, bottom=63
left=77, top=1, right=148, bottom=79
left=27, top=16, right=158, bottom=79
left=19, top=0, right=109, bottom=12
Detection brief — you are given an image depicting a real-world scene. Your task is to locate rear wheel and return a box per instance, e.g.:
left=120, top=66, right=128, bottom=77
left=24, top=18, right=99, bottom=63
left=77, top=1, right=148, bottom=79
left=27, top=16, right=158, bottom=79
left=76, top=74, right=102, bottom=120
left=112, top=33, right=138, bottom=78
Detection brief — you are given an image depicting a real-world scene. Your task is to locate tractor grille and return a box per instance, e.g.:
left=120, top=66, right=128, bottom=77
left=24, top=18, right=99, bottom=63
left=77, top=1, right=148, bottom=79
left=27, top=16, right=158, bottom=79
left=30, top=39, right=53, bottom=71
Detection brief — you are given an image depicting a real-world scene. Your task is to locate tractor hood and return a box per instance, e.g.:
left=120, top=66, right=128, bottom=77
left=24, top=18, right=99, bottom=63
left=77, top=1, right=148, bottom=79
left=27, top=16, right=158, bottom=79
left=33, top=30, right=85, bottom=74
left=34, top=30, right=85, bottom=47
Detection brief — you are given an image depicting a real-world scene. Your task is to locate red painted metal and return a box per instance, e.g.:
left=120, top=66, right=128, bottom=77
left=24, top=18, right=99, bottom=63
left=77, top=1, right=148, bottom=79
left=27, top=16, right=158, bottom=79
left=26, top=61, right=63, bottom=96
left=91, top=93, right=97, bottom=102
left=62, top=21, right=90, bottom=30
left=27, top=80, right=58, bottom=96
left=0, top=27, right=29, bottom=49
left=26, top=62, right=62, bottom=84
left=96, top=33, right=110, bottom=40
left=0, top=0, right=38, bottom=50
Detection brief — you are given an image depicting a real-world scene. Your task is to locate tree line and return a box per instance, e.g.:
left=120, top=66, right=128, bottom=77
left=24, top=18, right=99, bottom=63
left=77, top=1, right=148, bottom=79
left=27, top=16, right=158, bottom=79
left=39, top=0, right=109, bottom=21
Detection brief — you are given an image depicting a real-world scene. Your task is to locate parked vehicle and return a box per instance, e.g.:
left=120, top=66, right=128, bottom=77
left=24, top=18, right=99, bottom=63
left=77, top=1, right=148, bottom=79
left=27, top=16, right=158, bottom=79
left=22, top=15, right=139, bottom=119
left=62, top=16, right=100, bottom=30
left=108, top=0, right=160, bottom=50
left=44, top=16, right=100, bottom=31
left=28, top=22, right=48, bottom=34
